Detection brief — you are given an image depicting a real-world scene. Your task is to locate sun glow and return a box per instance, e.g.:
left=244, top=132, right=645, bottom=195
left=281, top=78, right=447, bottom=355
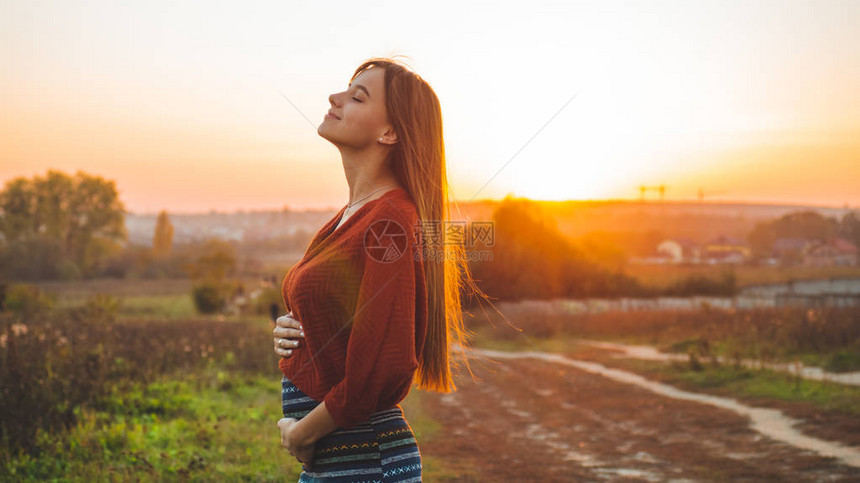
left=2, top=1, right=858, bottom=212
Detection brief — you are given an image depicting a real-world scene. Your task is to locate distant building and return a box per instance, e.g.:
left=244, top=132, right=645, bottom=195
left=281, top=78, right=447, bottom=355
left=702, top=235, right=750, bottom=264
left=771, top=237, right=812, bottom=264
left=803, top=237, right=859, bottom=267
left=656, top=238, right=700, bottom=263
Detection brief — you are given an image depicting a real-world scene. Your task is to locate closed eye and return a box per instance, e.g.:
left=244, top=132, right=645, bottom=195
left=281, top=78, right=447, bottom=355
left=352, top=97, right=363, bottom=102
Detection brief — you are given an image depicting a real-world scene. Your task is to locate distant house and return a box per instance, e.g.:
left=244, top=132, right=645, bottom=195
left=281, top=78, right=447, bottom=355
left=803, top=237, right=859, bottom=267
left=771, top=237, right=811, bottom=262
left=702, top=235, right=750, bottom=264
left=656, top=238, right=700, bottom=263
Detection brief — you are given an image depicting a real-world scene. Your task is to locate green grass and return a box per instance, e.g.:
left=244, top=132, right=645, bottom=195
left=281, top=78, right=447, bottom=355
left=658, top=338, right=860, bottom=374
left=2, top=367, right=456, bottom=482
left=37, top=277, right=281, bottom=321
left=633, top=358, right=860, bottom=417
left=53, top=293, right=274, bottom=323
left=116, top=295, right=197, bottom=319
left=3, top=369, right=298, bottom=481
left=50, top=291, right=196, bottom=320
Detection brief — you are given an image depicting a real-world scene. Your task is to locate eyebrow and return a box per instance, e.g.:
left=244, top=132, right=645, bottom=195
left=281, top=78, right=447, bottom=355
left=348, top=82, right=371, bottom=99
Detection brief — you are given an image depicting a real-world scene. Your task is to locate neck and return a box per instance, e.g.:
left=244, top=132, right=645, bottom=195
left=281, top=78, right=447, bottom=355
left=338, top=146, right=402, bottom=205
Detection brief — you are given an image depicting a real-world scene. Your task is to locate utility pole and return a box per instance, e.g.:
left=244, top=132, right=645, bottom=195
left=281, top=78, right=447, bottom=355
left=697, top=188, right=728, bottom=203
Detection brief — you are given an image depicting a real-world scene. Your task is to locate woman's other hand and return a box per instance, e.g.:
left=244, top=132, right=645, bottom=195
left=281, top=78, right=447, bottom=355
left=278, top=417, right=316, bottom=469
left=274, top=311, right=305, bottom=358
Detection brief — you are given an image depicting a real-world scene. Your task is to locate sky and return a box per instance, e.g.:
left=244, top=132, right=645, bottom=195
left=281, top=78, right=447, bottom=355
left=1, top=0, right=858, bottom=213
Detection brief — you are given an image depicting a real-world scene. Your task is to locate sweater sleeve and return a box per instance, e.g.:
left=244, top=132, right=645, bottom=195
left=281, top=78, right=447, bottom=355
left=322, top=236, right=420, bottom=429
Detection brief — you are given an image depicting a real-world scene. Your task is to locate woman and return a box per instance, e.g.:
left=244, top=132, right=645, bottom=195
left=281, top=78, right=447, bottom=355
left=272, top=57, right=477, bottom=482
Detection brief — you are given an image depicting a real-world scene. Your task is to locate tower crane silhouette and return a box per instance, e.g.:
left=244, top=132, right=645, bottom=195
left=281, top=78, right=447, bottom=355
left=638, top=184, right=668, bottom=201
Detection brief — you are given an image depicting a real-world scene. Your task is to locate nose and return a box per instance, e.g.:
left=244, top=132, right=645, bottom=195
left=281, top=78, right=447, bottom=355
left=329, top=91, right=341, bottom=107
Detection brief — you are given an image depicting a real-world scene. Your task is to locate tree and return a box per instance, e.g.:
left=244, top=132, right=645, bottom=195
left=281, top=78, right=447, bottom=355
left=0, top=170, right=127, bottom=279
left=185, top=239, right=237, bottom=282
left=748, top=210, right=840, bottom=259
left=184, top=239, right=239, bottom=314
left=152, top=210, right=174, bottom=257
left=469, top=196, right=608, bottom=299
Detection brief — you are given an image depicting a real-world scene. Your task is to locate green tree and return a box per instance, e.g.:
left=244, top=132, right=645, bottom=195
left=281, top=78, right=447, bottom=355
left=185, top=239, right=237, bottom=282
left=748, top=210, right=839, bottom=259
left=184, top=239, right=238, bottom=314
left=152, top=210, right=174, bottom=257
left=0, top=170, right=127, bottom=279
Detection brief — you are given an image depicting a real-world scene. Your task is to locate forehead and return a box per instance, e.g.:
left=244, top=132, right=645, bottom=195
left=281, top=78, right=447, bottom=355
left=350, top=66, right=384, bottom=91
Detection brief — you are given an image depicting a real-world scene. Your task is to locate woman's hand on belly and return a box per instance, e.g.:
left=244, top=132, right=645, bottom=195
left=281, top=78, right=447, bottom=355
left=273, top=311, right=306, bottom=358
left=278, top=417, right=317, bottom=469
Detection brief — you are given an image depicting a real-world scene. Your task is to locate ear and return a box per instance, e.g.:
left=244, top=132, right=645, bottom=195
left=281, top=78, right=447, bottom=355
left=377, top=128, right=397, bottom=145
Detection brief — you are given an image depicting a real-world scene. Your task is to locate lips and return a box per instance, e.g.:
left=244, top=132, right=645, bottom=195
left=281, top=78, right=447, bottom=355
left=327, top=110, right=341, bottom=120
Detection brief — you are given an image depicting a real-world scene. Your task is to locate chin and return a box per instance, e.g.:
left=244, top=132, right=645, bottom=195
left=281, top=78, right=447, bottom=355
left=317, top=125, right=331, bottom=140
left=317, top=128, right=341, bottom=147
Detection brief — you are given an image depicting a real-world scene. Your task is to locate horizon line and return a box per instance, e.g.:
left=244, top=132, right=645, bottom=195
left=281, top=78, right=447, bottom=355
left=124, top=197, right=858, bottom=216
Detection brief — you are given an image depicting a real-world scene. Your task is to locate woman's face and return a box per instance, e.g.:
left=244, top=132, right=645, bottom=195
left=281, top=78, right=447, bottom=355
left=318, top=66, right=393, bottom=148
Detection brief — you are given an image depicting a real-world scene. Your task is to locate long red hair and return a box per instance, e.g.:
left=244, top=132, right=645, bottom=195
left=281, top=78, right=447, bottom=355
left=350, top=56, right=485, bottom=392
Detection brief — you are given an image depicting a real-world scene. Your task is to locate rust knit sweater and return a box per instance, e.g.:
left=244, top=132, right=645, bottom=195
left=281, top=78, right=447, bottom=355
left=279, top=187, right=428, bottom=429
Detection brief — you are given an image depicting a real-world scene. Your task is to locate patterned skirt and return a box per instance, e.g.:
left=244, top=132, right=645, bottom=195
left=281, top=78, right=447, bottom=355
left=281, top=375, right=423, bottom=482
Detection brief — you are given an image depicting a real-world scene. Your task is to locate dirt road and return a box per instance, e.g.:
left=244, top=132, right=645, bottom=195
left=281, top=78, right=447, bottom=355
left=417, top=348, right=860, bottom=482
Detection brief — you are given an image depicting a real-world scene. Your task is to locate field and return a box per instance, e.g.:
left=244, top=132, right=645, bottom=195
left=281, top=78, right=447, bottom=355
left=624, top=263, right=860, bottom=290
left=2, top=277, right=859, bottom=481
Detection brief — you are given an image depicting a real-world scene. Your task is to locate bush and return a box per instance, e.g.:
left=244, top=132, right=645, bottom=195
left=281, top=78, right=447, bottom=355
left=0, top=238, right=64, bottom=280
left=55, top=259, right=82, bottom=281
left=665, top=270, right=737, bottom=297
left=825, top=349, right=860, bottom=373
left=70, top=293, right=121, bottom=324
left=252, top=286, right=285, bottom=317
left=191, top=282, right=227, bottom=314
left=5, top=284, right=55, bottom=322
